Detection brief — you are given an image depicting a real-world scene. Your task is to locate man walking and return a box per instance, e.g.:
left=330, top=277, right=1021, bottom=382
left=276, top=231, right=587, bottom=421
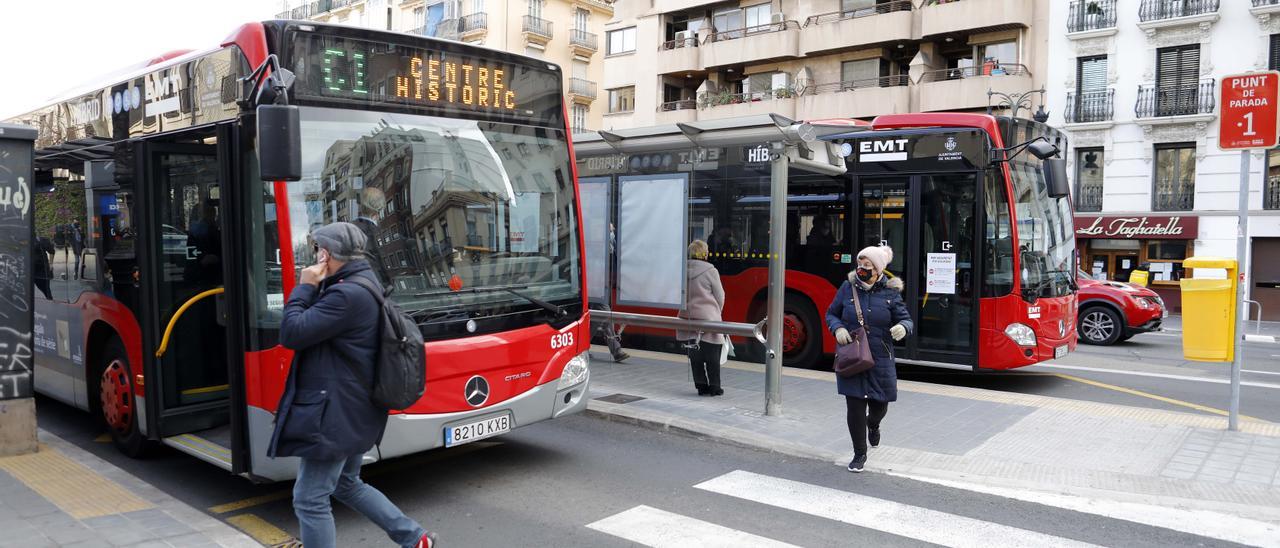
left=269, top=222, right=437, bottom=548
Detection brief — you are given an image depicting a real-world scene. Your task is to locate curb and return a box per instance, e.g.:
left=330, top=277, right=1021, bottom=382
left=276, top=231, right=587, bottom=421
left=1245, top=334, right=1278, bottom=344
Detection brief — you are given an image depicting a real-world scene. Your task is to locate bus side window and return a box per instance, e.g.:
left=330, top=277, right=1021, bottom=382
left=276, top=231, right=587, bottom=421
left=982, top=170, right=1013, bottom=297
left=32, top=170, right=58, bottom=302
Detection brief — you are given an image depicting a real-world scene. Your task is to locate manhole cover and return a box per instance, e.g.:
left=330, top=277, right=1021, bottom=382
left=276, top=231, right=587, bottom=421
left=594, top=393, right=646, bottom=404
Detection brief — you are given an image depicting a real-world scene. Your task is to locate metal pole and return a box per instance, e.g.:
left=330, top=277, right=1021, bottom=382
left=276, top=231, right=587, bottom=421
left=765, top=143, right=788, bottom=416
left=1230, top=150, right=1248, bottom=431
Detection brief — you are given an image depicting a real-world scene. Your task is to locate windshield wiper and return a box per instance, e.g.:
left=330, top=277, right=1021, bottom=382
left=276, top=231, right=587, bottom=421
left=413, top=284, right=567, bottom=319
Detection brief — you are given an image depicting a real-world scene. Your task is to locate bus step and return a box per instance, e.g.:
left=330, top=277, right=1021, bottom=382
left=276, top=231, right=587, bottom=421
left=163, top=426, right=232, bottom=470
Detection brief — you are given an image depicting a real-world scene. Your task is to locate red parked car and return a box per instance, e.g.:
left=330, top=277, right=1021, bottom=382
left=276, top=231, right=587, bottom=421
left=1075, top=271, right=1168, bottom=345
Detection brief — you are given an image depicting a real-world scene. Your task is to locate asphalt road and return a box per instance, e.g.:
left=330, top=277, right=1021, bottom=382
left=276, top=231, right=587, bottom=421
left=35, top=399, right=1248, bottom=548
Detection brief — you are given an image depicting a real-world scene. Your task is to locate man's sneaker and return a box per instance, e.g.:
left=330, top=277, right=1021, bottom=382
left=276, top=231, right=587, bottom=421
left=416, top=531, right=439, bottom=548
left=847, top=454, right=866, bottom=473
left=868, top=428, right=881, bottom=448
left=613, top=351, right=630, bottom=363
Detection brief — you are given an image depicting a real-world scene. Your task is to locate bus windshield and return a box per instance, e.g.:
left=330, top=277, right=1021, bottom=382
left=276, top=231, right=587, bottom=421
left=1008, top=157, right=1075, bottom=299
left=285, top=106, right=581, bottom=321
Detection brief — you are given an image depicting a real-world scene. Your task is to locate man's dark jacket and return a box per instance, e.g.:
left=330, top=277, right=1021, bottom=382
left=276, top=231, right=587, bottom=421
left=268, top=260, right=387, bottom=460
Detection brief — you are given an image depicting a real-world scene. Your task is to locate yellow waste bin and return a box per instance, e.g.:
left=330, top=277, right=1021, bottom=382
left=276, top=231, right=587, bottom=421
left=1179, top=257, right=1238, bottom=362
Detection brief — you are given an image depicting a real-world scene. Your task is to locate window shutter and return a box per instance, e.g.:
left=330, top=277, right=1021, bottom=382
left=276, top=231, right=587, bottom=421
left=1270, top=34, right=1280, bottom=72
left=1077, top=56, right=1107, bottom=93
left=1156, top=45, right=1199, bottom=89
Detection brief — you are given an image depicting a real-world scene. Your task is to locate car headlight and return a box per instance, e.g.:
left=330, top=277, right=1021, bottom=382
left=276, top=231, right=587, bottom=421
left=1004, top=323, right=1037, bottom=347
left=557, top=352, right=590, bottom=390
left=1133, top=296, right=1151, bottom=309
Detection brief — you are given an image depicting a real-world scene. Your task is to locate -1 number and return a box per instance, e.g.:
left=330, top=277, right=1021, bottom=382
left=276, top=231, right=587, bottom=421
left=551, top=332, right=574, bottom=349
left=1243, top=112, right=1257, bottom=136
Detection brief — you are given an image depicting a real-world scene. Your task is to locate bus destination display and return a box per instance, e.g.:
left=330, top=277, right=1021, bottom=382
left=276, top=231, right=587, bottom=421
left=289, top=31, right=562, bottom=126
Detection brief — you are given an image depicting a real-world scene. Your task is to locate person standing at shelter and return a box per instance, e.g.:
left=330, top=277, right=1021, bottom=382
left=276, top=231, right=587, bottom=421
left=826, top=245, right=912, bottom=473
left=269, top=222, right=438, bottom=548
left=677, top=240, right=726, bottom=396
left=71, top=220, right=85, bottom=279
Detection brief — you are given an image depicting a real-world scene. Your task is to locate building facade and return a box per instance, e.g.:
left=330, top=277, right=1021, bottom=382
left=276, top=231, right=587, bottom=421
left=598, top=0, right=1049, bottom=129
left=276, top=0, right=614, bottom=131
left=1046, top=0, right=1280, bottom=317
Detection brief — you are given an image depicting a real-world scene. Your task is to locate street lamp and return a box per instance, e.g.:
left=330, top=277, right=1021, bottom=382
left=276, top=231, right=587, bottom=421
left=987, top=88, right=1048, bottom=121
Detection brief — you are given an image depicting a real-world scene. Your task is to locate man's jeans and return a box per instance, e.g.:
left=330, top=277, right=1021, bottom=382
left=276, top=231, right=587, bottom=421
left=295, top=454, right=426, bottom=548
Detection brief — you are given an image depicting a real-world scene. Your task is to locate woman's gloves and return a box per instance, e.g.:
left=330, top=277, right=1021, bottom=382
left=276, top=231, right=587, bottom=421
left=890, top=324, right=907, bottom=341
left=834, top=327, right=852, bottom=345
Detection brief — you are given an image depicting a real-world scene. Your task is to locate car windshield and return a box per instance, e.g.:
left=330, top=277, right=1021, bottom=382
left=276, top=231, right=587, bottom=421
left=282, top=106, right=581, bottom=320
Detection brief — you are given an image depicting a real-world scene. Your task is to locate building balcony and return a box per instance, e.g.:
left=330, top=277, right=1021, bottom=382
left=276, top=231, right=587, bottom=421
left=433, top=18, right=460, bottom=40
left=700, top=20, right=801, bottom=69
left=460, top=13, right=488, bottom=41
left=1076, top=184, right=1103, bottom=213
left=656, top=100, right=698, bottom=124
left=919, top=0, right=1033, bottom=38
left=1064, top=89, right=1115, bottom=127
left=570, top=29, right=599, bottom=57
left=1253, top=0, right=1280, bottom=18
left=800, top=1, right=913, bottom=56
left=656, top=38, right=700, bottom=75
left=1267, top=174, right=1280, bottom=210
left=523, top=15, right=554, bottom=45
left=698, top=89, right=797, bottom=119
left=1153, top=180, right=1195, bottom=211
left=1135, top=82, right=1215, bottom=123
left=568, top=78, right=598, bottom=105
left=1138, top=0, right=1219, bottom=32
left=916, top=64, right=1033, bottom=112
left=1066, top=0, right=1118, bottom=38
left=796, top=75, right=911, bottom=120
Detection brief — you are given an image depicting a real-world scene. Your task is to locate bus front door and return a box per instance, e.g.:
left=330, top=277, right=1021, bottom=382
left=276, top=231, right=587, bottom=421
left=858, top=174, right=978, bottom=366
left=142, top=141, right=236, bottom=470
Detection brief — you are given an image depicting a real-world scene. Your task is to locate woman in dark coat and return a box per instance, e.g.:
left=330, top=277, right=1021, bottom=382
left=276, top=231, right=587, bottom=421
left=826, top=245, right=913, bottom=473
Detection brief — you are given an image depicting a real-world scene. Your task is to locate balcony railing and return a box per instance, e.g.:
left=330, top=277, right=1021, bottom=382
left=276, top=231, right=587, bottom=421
left=433, top=18, right=460, bottom=39
left=523, top=15, right=553, bottom=39
left=569, top=78, right=597, bottom=99
left=1139, top=0, right=1219, bottom=22
left=660, top=37, right=698, bottom=50
left=802, top=75, right=910, bottom=95
left=660, top=99, right=697, bottom=112
left=919, top=63, right=1031, bottom=83
left=571, top=29, right=598, bottom=50
left=1267, top=175, right=1280, bottom=210
left=1067, top=0, right=1117, bottom=32
left=1077, top=184, right=1103, bottom=212
left=702, top=21, right=799, bottom=43
left=1065, top=90, right=1115, bottom=123
left=1153, top=180, right=1195, bottom=211
left=803, top=0, right=912, bottom=26
left=1135, top=81, right=1215, bottom=118
left=460, top=13, right=488, bottom=33
left=699, top=87, right=798, bottom=108
left=1255, top=0, right=1280, bottom=7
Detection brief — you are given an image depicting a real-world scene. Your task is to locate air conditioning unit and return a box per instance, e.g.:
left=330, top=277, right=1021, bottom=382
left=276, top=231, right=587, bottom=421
left=674, top=30, right=692, bottom=45
left=770, top=13, right=786, bottom=24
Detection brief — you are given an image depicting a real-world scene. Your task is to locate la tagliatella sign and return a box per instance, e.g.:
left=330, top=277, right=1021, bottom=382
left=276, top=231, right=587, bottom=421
left=1074, top=216, right=1198, bottom=240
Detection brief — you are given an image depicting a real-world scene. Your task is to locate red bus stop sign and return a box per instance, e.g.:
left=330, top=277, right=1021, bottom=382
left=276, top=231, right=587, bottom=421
left=1219, top=71, right=1280, bottom=150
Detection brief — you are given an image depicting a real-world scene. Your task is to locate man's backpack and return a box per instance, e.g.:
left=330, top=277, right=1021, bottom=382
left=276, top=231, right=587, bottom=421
left=344, top=276, right=427, bottom=411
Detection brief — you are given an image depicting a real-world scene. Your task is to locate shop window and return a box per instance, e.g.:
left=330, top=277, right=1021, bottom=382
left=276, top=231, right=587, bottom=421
left=1146, top=241, right=1190, bottom=284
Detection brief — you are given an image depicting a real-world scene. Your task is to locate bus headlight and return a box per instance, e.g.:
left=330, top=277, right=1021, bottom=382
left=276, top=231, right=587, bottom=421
left=557, top=352, right=590, bottom=390
left=1004, top=323, right=1037, bottom=347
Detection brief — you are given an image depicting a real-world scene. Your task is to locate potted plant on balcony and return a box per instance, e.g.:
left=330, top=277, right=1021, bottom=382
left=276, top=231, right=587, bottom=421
left=1086, top=1, right=1104, bottom=15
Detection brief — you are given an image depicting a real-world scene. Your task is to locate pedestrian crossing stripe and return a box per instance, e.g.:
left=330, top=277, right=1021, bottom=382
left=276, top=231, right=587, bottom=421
left=587, top=505, right=799, bottom=548
left=694, top=470, right=1102, bottom=548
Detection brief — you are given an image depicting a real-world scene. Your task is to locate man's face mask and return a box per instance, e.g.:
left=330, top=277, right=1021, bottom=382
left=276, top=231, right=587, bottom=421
left=856, top=267, right=874, bottom=282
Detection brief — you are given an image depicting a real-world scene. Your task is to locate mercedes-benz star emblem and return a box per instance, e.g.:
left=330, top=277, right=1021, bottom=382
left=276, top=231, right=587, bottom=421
left=464, top=376, right=490, bottom=407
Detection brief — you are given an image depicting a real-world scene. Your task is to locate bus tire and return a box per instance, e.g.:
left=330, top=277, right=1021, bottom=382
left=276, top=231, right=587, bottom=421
left=782, top=296, right=822, bottom=370
left=97, top=337, right=148, bottom=457
left=1078, top=305, right=1123, bottom=346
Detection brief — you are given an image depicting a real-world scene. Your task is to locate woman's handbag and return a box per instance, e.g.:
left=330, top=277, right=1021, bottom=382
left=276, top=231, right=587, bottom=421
left=833, top=286, right=875, bottom=377
left=719, top=338, right=734, bottom=365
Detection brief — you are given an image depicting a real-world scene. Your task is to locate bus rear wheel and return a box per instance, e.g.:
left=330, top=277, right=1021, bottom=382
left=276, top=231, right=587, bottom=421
left=98, top=338, right=147, bottom=457
left=781, top=297, right=821, bottom=369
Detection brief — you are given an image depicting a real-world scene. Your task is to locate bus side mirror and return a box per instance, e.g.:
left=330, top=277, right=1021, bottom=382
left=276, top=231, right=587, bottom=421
left=257, top=104, right=301, bottom=182
left=1042, top=158, right=1070, bottom=199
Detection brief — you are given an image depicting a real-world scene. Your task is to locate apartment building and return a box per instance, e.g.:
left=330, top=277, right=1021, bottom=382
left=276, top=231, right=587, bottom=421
left=598, top=0, right=1048, bottom=129
left=276, top=0, right=615, bottom=131
left=1046, top=0, right=1280, bottom=317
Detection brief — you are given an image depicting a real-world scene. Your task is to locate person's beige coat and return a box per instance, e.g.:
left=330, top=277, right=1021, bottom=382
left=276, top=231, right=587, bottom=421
left=677, top=259, right=726, bottom=344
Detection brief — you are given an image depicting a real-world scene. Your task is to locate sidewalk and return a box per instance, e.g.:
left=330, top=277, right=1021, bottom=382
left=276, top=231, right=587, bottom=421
left=586, top=346, right=1280, bottom=525
left=0, top=430, right=260, bottom=548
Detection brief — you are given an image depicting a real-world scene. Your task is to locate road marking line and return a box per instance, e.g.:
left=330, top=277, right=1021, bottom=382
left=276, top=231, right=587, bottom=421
left=1030, top=363, right=1280, bottom=390
left=695, top=470, right=1102, bottom=548
left=1051, top=373, right=1264, bottom=422
left=208, top=441, right=502, bottom=514
left=884, top=471, right=1280, bottom=548
left=587, top=505, right=799, bottom=548
left=1245, top=369, right=1280, bottom=376
left=226, top=514, right=298, bottom=546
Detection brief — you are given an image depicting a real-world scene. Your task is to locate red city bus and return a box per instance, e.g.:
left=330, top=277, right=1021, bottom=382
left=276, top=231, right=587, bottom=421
left=12, top=21, right=591, bottom=481
left=575, top=113, right=1076, bottom=370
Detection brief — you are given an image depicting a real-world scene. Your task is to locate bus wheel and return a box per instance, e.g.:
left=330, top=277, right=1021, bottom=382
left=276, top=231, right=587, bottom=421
left=98, top=338, right=147, bottom=457
left=781, top=297, right=821, bottom=369
left=1078, top=306, right=1122, bottom=346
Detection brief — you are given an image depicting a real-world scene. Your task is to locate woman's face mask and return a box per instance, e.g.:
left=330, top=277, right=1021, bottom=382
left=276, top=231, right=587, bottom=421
left=856, top=267, right=874, bottom=283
